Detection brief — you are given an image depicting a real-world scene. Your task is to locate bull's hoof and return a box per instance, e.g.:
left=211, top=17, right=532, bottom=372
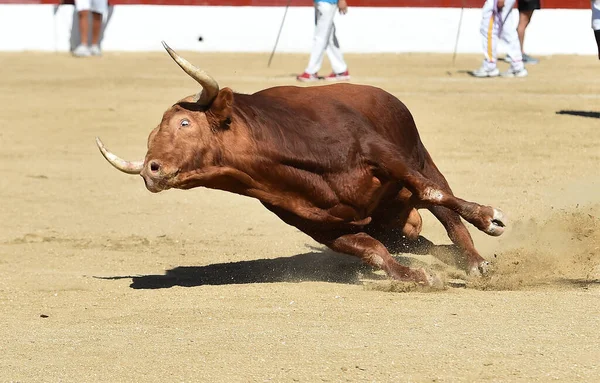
left=484, top=208, right=506, bottom=237
left=388, top=266, right=444, bottom=289
left=414, top=268, right=444, bottom=289
left=468, top=259, right=490, bottom=276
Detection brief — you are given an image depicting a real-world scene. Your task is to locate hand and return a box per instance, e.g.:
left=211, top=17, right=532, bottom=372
left=338, top=0, right=348, bottom=15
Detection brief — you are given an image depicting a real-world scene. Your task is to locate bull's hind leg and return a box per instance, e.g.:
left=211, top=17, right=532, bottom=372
left=365, top=190, right=424, bottom=252
left=386, top=189, right=423, bottom=241
left=320, top=232, right=441, bottom=287
left=399, top=208, right=423, bottom=241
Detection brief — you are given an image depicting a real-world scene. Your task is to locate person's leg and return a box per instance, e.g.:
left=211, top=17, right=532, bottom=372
left=322, top=8, right=349, bottom=79
left=74, top=0, right=91, bottom=45
left=78, top=10, right=90, bottom=46
left=91, top=12, right=103, bottom=46
left=595, top=30, right=600, bottom=60
left=324, top=23, right=348, bottom=75
left=517, top=10, right=533, bottom=54
left=500, top=0, right=527, bottom=76
left=472, top=0, right=500, bottom=77
left=514, top=0, right=540, bottom=63
left=304, top=2, right=337, bottom=74
left=88, top=0, right=107, bottom=55
left=297, top=4, right=328, bottom=80
left=73, top=0, right=92, bottom=56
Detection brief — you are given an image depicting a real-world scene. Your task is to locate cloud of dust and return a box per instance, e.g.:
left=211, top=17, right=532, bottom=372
left=361, top=178, right=600, bottom=293
left=470, top=203, right=600, bottom=291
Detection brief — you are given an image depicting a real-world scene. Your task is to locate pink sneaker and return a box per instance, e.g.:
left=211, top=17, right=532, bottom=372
left=296, top=72, right=320, bottom=82
left=324, top=70, right=350, bottom=81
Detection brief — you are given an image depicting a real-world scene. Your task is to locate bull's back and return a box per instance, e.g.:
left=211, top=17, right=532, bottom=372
left=254, top=83, right=423, bottom=151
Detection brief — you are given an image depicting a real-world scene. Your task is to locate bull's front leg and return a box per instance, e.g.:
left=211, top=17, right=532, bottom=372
left=406, top=173, right=507, bottom=237
left=428, top=205, right=490, bottom=275
left=319, top=232, right=442, bottom=287
left=377, top=154, right=507, bottom=236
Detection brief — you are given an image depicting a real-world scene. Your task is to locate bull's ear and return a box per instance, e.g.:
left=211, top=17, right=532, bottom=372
left=208, top=87, right=234, bottom=128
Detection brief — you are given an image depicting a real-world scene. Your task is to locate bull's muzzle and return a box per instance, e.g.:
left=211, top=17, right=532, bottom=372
left=140, top=160, right=177, bottom=193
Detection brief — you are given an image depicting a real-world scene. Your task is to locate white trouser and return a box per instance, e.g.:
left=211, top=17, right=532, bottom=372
left=479, top=0, right=524, bottom=71
left=74, top=0, right=108, bottom=14
left=305, top=2, right=348, bottom=75
left=593, top=0, right=600, bottom=30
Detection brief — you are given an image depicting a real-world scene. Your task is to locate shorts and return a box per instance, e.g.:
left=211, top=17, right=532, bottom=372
left=74, top=0, right=108, bottom=14
left=593, top=0, right=600, bottom=30
left=518, top=0, right=541, bottom=12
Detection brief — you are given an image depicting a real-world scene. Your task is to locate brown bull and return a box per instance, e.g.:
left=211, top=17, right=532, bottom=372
left=96, top=42, right=506, bottom=287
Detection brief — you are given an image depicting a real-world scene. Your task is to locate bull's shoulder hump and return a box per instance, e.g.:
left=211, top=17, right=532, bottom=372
left=251, top=83, right=387, bottom=98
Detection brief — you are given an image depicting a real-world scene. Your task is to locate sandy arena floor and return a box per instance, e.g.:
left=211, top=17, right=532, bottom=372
left=1, top=51, right=599, bottom=382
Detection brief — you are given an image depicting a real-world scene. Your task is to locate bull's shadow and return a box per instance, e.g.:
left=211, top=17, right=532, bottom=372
left=126, top=251, right=374, bottom=289
left=98, top=236, right=462, bottom=290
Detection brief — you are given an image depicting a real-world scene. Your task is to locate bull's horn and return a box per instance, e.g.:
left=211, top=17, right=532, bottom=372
left=161, top=41, right=219, bottom=106
left=95, top=137, right=144, bottom=175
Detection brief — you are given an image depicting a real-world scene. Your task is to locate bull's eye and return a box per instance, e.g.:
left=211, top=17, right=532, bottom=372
left=180, top=119, right=190, bottom=127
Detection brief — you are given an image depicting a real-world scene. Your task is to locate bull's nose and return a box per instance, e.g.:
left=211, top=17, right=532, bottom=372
left=140, top=160, right=177, bottom=193
left=148, top=160, right=161, bottom=174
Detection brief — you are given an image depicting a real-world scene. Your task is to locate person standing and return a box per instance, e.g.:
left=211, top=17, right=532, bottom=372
left=72, top=0, right=108, bottom=57
left=296, top=0, right=350, bottom=82
left=471, top=0, right=528, bottom=78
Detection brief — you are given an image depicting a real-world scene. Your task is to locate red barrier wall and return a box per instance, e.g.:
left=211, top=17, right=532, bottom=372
left=1, top=0, right=590, bottom=9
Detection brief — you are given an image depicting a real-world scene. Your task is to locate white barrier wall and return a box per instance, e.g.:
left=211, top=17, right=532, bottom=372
left=0, top=4, right=596, bottom=55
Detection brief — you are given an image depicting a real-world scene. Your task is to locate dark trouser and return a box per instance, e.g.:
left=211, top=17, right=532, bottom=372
left=595, top=30, right=600, bottom=60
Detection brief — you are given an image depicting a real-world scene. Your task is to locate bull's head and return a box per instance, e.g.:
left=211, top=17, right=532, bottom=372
left=96, top=41, right=233, bottom=193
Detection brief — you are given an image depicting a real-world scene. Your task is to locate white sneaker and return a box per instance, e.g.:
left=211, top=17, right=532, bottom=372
left=72, top=44, right=91, bottom=57
left=470, top=66, right=500, bottom=78
left=90, top=44, right=102, bottom=56
left=501, top=68, right=528, bottom=78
